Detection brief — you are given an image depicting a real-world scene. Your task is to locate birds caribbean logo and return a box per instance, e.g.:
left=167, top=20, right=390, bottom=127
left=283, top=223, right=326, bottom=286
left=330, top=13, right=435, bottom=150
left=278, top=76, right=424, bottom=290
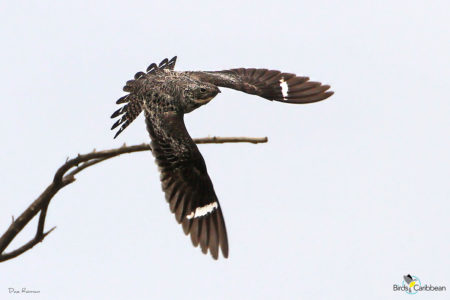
left=404, top=274, right=417, bottom=288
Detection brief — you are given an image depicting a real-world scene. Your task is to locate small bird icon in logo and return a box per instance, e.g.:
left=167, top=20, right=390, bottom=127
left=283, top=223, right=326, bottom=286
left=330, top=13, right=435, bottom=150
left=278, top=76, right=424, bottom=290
left=404, top=274, right=417, bottom=288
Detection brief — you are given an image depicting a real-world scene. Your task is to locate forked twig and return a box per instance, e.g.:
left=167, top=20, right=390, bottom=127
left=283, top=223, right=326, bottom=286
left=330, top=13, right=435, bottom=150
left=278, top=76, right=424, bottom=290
left=0, top=136, right=267, bottom=262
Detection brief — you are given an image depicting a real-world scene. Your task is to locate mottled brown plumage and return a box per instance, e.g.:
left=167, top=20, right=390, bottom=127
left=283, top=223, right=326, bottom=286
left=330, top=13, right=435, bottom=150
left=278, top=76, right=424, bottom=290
left=111, top=56, right=333, bottom=259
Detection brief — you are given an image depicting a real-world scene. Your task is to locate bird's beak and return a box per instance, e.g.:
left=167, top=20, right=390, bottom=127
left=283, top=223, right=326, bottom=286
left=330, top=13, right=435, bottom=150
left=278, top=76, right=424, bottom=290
left=194, top=97, right=215, bottom=104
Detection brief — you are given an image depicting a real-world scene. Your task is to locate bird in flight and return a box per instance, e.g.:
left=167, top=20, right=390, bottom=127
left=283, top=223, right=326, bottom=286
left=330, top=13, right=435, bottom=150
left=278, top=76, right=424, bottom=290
left=111, top=56, right=333, bottom=259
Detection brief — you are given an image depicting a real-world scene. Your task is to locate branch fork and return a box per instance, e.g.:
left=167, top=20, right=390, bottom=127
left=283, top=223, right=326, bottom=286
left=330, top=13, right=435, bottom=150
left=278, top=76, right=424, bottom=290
left=0, top=136, right=267, bottom=262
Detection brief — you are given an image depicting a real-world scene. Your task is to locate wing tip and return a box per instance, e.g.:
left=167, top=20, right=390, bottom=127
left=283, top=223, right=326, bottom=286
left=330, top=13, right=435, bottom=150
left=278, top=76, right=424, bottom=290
left=176, top=206, right=229, bottom=260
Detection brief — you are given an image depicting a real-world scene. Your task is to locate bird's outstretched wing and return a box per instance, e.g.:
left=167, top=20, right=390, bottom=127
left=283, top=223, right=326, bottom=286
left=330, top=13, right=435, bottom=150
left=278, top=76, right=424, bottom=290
left=145, top=110, right=228, bottom=259
left=187, top=68, right=333, bottom=104
left=111, top=56, right=177, bottom=138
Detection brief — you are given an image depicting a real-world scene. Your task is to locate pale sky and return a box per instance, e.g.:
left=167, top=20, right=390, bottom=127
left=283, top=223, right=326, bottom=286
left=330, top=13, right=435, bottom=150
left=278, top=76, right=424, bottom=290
left=1, top=1, right=449, bottom=299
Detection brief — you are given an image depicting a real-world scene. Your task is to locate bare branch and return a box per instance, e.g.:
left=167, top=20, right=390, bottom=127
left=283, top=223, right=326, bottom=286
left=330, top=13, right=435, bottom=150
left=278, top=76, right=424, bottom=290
left=0, top=136, right=267, bottom=263
left=194, top=136, right=268, bottom=144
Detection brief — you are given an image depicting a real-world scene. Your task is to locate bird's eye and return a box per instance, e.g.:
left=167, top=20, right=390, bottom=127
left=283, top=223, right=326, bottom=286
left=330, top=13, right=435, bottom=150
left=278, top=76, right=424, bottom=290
left=200, top=88, right=206, bottom=93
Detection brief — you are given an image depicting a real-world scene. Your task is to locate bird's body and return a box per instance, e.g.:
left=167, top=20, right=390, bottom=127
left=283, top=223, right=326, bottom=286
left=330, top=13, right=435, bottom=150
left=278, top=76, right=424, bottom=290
left=111, top=56, right=333, bottom=259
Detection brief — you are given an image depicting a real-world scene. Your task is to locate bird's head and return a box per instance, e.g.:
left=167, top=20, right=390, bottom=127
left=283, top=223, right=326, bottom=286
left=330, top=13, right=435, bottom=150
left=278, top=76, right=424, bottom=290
left=182, top=82, right=221, bottom=112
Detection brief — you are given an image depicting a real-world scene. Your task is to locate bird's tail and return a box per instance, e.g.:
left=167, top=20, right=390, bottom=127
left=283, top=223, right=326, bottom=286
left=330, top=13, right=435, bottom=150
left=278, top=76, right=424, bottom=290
left=111, top=56, right=177, bottom=138
left=111, top=94, right=143, bottom=139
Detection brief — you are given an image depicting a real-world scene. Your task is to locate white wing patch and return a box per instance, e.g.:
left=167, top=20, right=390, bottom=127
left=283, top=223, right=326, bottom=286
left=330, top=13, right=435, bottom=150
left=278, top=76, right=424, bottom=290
left=279, top=77, right=289, bottom=100
left=186, top=202, right=218, bottom=219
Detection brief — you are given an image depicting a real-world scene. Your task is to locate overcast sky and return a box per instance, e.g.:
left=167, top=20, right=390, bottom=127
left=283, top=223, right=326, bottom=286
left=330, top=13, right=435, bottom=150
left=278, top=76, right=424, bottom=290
left=1, top=1, right=449, bottom=299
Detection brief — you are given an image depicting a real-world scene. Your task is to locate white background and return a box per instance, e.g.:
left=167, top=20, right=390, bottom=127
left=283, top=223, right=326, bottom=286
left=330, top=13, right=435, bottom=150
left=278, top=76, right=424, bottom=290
left=1, top=1, right=449, bottom=299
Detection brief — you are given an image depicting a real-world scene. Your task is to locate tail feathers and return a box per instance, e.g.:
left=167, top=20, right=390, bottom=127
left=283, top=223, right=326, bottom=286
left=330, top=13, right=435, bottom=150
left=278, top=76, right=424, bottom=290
left=123, top=56, right=177, bottom=98
left=111, top=95, right=142, bottom=138
left=111, top=56, right=177, bottom=138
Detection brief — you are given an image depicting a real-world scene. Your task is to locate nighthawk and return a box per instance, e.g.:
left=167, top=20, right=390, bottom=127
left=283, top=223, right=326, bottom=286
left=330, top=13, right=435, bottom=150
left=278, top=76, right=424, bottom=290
left=111, top=56, right=333, bottom=259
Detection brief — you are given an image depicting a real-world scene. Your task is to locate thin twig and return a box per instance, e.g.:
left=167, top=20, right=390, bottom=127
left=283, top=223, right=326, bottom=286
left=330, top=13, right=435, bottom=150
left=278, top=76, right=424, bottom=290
left=0, top=136, right=267, bottom=263
left=195, top=136, right=268, bottom=144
